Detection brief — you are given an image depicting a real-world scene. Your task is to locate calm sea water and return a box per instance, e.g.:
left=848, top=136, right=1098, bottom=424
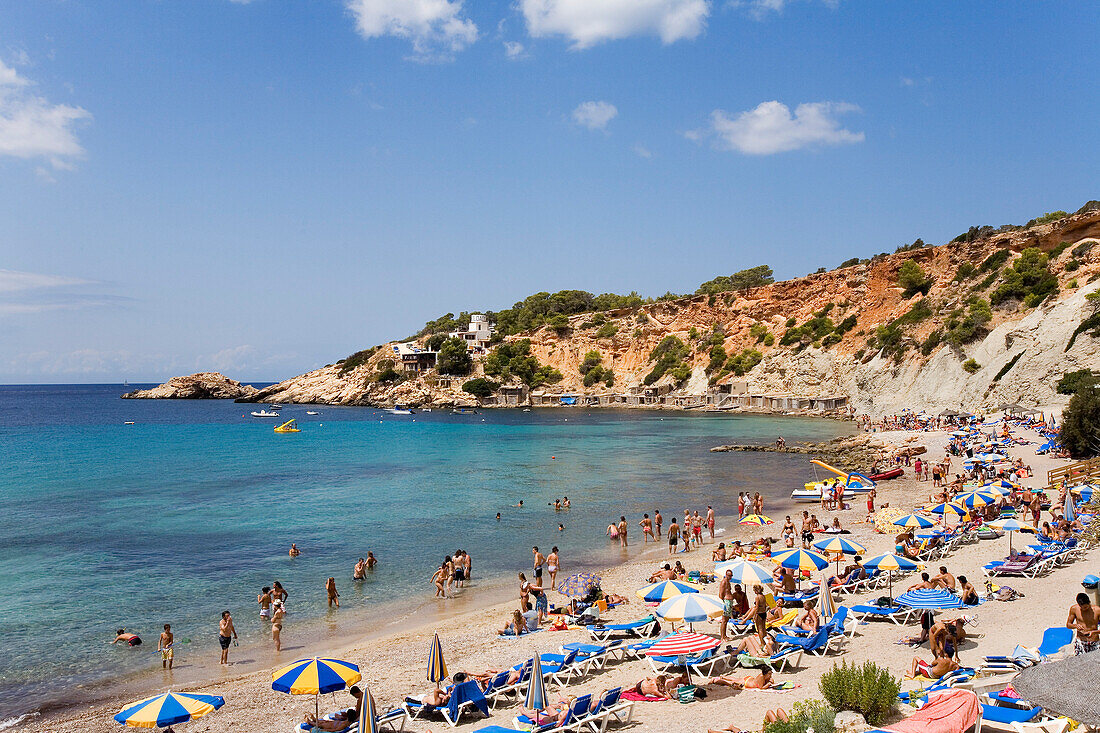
left=0, top=384, right=851, bottom=720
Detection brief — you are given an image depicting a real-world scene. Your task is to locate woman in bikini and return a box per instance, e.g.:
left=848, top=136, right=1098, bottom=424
left=547, top=547, right=560, bottom=589
left=325, top=577, right=339, bottom=608
left=707, top=667, right=774, bottom=689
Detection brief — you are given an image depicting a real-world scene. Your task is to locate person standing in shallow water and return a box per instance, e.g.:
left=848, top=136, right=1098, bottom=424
left=218, top=611, right=237, bottom=665
left=326, top=577, right=339, bottom=608
left=158, top=624, right=173, bottom=670
left=617, top=516, right=628, bottom=547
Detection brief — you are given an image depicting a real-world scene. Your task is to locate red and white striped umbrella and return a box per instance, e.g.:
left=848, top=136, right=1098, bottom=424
left=643, top=632, right=721, bottom=657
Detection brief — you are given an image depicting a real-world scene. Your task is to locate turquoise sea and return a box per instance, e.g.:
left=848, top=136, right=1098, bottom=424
left=0, top=384, right=852, bottom=722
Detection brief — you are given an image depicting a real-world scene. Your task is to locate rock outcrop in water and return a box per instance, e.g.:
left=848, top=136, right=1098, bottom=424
left=242, top=207, right=1100, bottom=414
left=122, top=372, right=258, bottom=400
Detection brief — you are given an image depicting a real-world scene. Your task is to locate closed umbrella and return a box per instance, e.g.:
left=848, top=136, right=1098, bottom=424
left=358, top=685, right=379, bottom=733
left=818, top=572, right=837, bottom=618
left=1064, top=492, right=1077, bottom=524
left=893, top=513, right=935, bottom=529
left=115, top=692, right=225, bottom=729
left=426, top=633, right=448, bottom=689
left=635, top=579, right=699, bottom=603
left=714, top=559, right=773, bottom=586
left=525, top=652, right=548, bottom=727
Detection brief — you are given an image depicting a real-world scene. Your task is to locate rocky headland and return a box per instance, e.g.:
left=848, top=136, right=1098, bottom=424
left=121, top=372, right=258, bottom=400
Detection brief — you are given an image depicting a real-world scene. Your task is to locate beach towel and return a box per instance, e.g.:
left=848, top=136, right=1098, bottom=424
left=885, top=690, right=980, bottom=733
left=620, top=691, right=664, bottom=702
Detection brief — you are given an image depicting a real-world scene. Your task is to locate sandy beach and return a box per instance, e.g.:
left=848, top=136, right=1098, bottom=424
left=24, top=419, right=1091, bottom=733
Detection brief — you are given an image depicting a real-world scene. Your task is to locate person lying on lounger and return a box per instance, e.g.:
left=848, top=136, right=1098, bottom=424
left=303, top=710, right=357, bottom=732
left=633, top=673, right=690, bottom=699
left=706, top=667, right=774, bottom=689
left=521, top=694, right=579, bottom=725
left=731, top=632, right=776, bottom=658
left=464, top=667, right=522, bottom=689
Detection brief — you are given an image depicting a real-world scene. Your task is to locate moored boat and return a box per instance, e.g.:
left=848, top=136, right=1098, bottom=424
left=251, top=410, right=280, bottom=418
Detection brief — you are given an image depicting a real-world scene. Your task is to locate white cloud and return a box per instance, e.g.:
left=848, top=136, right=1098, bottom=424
left=729, top=0, right=839, bottom=19
left=0, top=58, right=91, bottom=170
left=0, top=269, right=128, bottom=315
left=694, top=100, right=864, bottom=155
left=572, top=100, right=618, bottom=131
left=633, top=144, right=653, bottom=158
left=0, top=269, right=91, bottom=294
left=521, top=0, right=709, bottom=49
left=347, top=0, right=479, bottom=60
left=503, top=41, right=527, bottom=59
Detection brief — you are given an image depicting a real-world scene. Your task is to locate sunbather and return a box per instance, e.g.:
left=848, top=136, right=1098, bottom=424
left=764, top=709, right=790, bottom=724
left=909, top=573, right=934, bottom=591
left=906, top=652, right=958, bottom=679
left=303, top=709, right=357, bottom=732
left=707, top=667, right=774, bottom=689
left=521, top=694, right=579, bottom=725
left=633, top=673, right=689, bottom=699
left=731, top=632, right=776, bottom=658
left=648, top=564, right=675, bottom=582
left=795, top=600, right=820, bottom=632
left=499, top=609, right=527, bottom=636
left=465, top=667, right=522, bottom=688
left=958, top=575, right=980, bottom=605
left=931, top=566, right=957, bottom=591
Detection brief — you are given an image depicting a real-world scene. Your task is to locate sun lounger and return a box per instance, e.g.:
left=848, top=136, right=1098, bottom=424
left=560, top=640, right=625, bottom=672
left=985, top=554, right=1044, bottom=579
left=1008, top=720, right=1071, bottom=733
left=581, top=687, right=633, bottom=733
left=513, top=693, right=592, bottom=733
left=979, top=700, right=1043, bottom=730
left=647, top=646, right=725, bottom=676
left=898, top=668, right=977, bottom=704
left=402, top=679, right=490, bottom=727
left=774, top=627, right=831, bottom=656
left=853, top=604, right=908, bottom=625
left=538, top=649, right=587, bottom=687
left=586, top=616, right=657, bottom=641
left=734, top=646, right=804, bottom=673
left=1035, top=627, right=1073, bottom=658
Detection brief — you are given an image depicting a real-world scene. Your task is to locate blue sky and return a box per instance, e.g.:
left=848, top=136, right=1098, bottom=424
left=0, top=0, right=1096, bottom=383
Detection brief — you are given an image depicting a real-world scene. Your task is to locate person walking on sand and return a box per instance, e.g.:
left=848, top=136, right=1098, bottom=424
left=547, top=547, right=559, bottom=588
left=667, top=517, right=680, bottom=555
left=617, top=516, right=628, bottom=548
left=218, top=611, right=237, bottom=665
left=158, top=624, right=174, bottom=670
left=326, top=577, right=340, bottom=608
left=272, top=600, right=285, bottom=651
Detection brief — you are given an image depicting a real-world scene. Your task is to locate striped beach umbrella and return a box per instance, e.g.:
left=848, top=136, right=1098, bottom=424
left=958, top=491, right=997, bottom=509
left=556, top=572, right=601, bottom=598
left=272, top=657, right=362, bottom=718
left=813, top=536, right=866, bottom=556
left=982, top=485, right=1013, bottom=497
left=862, top=553, right=920, bottom=599
left=772, top=548, right=830, bottom=572
left=989, top=518, right=1036, bottom=554
left=929, top=502, right=968, bottom=517
left=893, top=513, right=935, bottom=529
left=895, top=588, right=966, bottom=610
left=635, top=579, right=699, bottom=603
left=984, top=479, right=1018, bottom=490
left=739, top=514, right=774, bottom=526
left=643, top=631, right=721, bottom=657
left=358, top=685, right=379, bottom=733
left=655, top=593, right=725, bottom=626
left=817, top=572, right=837, bottom=618
left=427, top=633, right=448, bottom=688
left=714, top=559, right=774, bottom=587
left=1071, top=484, right=1096, bottom=503
left=115, top=692, right=225, bottom=729
left=525, top=652, right=548, bottom=726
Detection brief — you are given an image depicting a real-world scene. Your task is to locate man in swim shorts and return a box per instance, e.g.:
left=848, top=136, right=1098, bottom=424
left=219, top=611, right=237, bottom=665
left=113, top=629, right=141, bottom=646
left=1068, top=592, right=1100, bottom=654
left=159, top=624, right=174, bottom=669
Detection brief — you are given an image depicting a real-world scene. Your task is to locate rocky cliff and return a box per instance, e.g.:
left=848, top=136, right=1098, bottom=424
left=243, top=208, right=1100, bottom=415
left=122, top=372, right=259, bottom=400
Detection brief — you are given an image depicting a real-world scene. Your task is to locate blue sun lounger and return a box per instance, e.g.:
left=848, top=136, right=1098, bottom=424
left=586, top=616, right=657, bottom=641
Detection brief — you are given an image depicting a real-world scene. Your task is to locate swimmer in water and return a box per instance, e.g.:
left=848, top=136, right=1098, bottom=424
left=496, top=512, right=502, bottom=521
left=513, top=500, right=524, bottom=508
left=113, top=629, right=142, bottom=647
left=289, top=543, right=301, bottom=557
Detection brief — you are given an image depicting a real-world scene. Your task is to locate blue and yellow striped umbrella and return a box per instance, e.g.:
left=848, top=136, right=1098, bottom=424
left=272, top=657, right=361, bottom=695
left=813, top=537, right=866, bottom=556
left=556, top=572, right=601, bottom=598
left=928, top=502, right=968, bottom=517
left=114, top=692, right=224, bottom=728
left=739, top=514, right=774, bottom=526
left=427, top=633, right=448, bottom=687
left=893, top=513, right=935, bottom=528
left=817, top=572, right=837, bottom=618
left=635, top=579, right=699, bottom=602
left=526, top=651, right=548, bottom=726
left=772, top=548, right=829, bottom=572
left=358, top=685, right=379, bottom=733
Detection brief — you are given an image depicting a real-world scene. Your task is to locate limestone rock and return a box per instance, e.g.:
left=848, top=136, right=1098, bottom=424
left=121, top=372, right=258, bottom=400
left=833, top=710, right=871, bottom=733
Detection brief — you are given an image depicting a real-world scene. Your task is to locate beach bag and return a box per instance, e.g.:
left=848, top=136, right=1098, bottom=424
left=676, top=685, right=705, bottom=703
left=648, top=621, right=662, bottom=637
left=876, top=596, right=894, bottom=607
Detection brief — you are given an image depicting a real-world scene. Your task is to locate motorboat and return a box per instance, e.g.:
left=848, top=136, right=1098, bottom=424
left=868, top=467, right=905, bottom=481
left=386, top=406, right=413, bottom=415
left=274, top=419, right=300, bottom=433
left=306, top=411, right=320, bottom=415
left=452, top=408, right=479, bottom=414
left=251, top=410, right=280, bottom=418
left=269, top=404, right=283, bottom=410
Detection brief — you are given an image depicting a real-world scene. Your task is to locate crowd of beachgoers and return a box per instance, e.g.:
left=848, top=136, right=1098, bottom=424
left=30, top=406, right=1100, bottom=733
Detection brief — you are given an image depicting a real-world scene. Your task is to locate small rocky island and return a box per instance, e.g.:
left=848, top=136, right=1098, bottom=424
left=121, top=372, right=259, bottom=400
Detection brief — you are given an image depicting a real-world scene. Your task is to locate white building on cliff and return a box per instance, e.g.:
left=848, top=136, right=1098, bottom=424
left=449, top=314, right=494, bottom=353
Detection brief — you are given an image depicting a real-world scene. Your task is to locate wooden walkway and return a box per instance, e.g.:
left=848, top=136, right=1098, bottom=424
left=1047, top=457, right=1100, bottom=491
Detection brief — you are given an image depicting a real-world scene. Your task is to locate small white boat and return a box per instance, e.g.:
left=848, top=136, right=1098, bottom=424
left=269, top=404, right=283, bottom=410
left=251, top=410, right=280, bottom=418
left=306, top=411, right=319, bottom=415
left=387, top=408, right=413, bottom=415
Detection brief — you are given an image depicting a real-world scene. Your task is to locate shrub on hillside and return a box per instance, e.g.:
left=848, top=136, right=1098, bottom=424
left=962, top=358, right=981, bottom=373
left=1061, top=387, right=1100, bottom=458
left=1058, top=369, right=1098, bottom=395
left=819, top=661, right=900, bottom=726
left=462, top=378, right=499, bottom=399
left=898, top=260, right=933, bottom=297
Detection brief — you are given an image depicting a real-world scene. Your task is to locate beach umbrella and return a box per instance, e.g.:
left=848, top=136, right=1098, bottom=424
left=1013, top=650, right=1100, bottom=726
left=1071, top=484, right=1096, bottom=503
left=426, top=633, right=448, bottom=688
left=358, top=685, right=379, bottom=733
left=817, top=572, right=837, bottom=619
left=982, top=485, right=1013, bottom=497
left=655, top=593, right=725, bottom=629
left=989, top=518, right=1035, bottom=554
left=862, top=553, right=920, bottom=599
left=556, top=572, right=601, bottom=598
left=272, top=657, right=362, bottom=718
left=739, top=514, right=774, bottom=526
left=644, top=631, right=721, bottom=657
left=895, top=588, right=966, bottom=610
left=714, top=559, right=774, bottom=586
left=771, top=549, right=829, bottom=582
left=813, top=537, right=866, bottom=573
left=635, top=579, right=699, bottom=602
left=525, top=651, right=548, bottom=727
left=984, top=479, right=1017, bottom=489
left=115, top=692, right=225, bottom=729
left=1064, top=491, right=1077, bottom=524
left=892, top=513, right=935, bottom=529
left=958, top=491, right=997, bottom=509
